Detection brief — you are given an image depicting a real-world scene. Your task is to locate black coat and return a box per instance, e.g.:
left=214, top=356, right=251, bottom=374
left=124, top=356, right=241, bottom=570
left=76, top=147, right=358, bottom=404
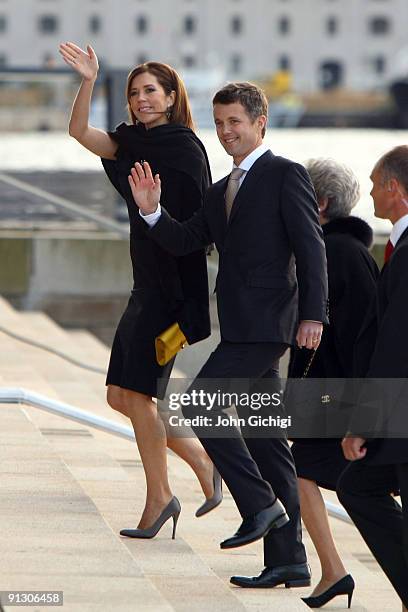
left=350, top=226, right=408, bottom=464
left=102, top=123, right=212, bottom=345
left=149, top=150, right=329, bottom=344
left=290, top=216, right=379, bottom=379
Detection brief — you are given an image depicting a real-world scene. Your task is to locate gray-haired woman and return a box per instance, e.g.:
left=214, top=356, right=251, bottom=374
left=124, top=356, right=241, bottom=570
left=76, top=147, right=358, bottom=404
left=289, top=159, right=379, bottom=608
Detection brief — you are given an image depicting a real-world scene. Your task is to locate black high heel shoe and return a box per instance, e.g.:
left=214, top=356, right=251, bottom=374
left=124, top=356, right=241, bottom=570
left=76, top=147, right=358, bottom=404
left=120, top=496, right=181, bottom=539
left=301, top=574, right=355, bottom=609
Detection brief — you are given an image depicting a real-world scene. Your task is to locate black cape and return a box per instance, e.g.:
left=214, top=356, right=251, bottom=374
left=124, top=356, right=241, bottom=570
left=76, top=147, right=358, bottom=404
left=103, top=122, right=212, bottom=203
left=101, top=122, right=212, bottom=345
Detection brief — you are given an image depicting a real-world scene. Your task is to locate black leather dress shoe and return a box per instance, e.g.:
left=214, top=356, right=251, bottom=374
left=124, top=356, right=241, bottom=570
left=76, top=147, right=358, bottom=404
left=220, top=499, right=289, bottom=550
left=230, top=563, right=311, bottom=588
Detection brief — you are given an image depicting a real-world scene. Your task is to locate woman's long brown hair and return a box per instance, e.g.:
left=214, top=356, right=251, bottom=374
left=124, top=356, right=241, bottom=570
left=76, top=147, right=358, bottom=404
left=126, top=62, right=195, bottom=131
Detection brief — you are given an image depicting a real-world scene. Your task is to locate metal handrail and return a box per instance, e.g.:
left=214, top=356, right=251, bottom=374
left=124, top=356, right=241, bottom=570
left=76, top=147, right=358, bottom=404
left=0, top=386, right=352, bottom=524
left=0, top=172, right=129, bottom=236
left=325, top=500, right=352, bottom=524
left=0, top=387, right=134, bottom=441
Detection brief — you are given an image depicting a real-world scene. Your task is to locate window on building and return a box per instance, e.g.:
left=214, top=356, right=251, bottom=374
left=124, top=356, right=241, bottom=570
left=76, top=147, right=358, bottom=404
left=0, top=15, right=6, bottom=33
left=319, top=60, right=344, bottom=90
left=89, top=15, right=101, bottom=34
left=0, top=54, right=7, bottom=67
left=278, top=16, right=290, bottom=35
left=326, top=16, right=338, bottom=35
left=183, top=55, right=196, bottom=67
left=230, top=53, right=242, bottom=73
left=38, top=15, right=59, bottom=34
left=231, top=15, right=243, bottom=35
left=279, top=55, right=291, bottom=71
left=372, top=55, right=386, bottom=74
left=183, top=15, right=196, bottom=34
left=369, top=16, right=391, bottom=35
left=136, top=15, right=148, bottom=34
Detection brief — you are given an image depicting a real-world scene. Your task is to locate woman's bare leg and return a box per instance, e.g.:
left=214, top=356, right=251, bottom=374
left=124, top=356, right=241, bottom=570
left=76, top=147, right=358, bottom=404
left=167, top=436, right=214, bottom=499
left=299, top=477, right=348, bottom=597
left=107, top=385, right=173, bottom=528
left=107, top=385, right=215, bottom=524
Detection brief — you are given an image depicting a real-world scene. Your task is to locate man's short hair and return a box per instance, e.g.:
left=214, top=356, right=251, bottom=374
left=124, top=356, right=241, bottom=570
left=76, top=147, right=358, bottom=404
left=377, top=145, right=408, bottom=194
left=213, top=82, right=268, bottom=137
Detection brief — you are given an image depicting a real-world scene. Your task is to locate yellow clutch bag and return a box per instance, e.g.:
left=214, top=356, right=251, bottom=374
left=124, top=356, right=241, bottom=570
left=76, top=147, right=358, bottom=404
left=155, top=322, right=188, bottom=366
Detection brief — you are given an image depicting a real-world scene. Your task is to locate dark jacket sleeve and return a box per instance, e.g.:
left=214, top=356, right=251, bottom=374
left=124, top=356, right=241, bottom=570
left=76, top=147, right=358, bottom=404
left=348, top=245, right=408, bottom=438
left=280, top=164, right=329, bottom=323
left=366, top=246, right=408, bottom=378
left=172, top=176, right=211, bottom=344
left=327, top=236, right=378, bottom=375
left=147, top=196, right=212, bottom=256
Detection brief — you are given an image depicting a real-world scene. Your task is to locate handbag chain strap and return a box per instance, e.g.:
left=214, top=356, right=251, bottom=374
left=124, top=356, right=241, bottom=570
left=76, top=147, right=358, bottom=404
left=301, top=349, right=316, bottom=379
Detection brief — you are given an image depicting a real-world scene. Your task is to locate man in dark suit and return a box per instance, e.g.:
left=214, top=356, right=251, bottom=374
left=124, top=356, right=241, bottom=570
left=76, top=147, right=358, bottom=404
left=129, top=82, right=328, bottom=588
left=338, top=145, right=408, bottom=611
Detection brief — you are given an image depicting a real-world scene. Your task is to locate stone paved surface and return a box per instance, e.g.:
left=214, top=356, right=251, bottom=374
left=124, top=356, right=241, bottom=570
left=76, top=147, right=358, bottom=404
left=0, top=296, right=402, bottom=611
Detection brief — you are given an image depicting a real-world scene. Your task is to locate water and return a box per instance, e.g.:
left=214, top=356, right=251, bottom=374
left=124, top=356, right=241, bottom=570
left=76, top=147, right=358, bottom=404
left=1, top=128, right=408, bottom=233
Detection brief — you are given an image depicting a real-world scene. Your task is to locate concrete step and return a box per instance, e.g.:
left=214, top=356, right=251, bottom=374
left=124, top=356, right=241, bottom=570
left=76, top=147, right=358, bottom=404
left=0, top=299, right=116, bottom=423
left=68, top=329, right=111, bottom=362
left=0, top=404, right=171, bottom=612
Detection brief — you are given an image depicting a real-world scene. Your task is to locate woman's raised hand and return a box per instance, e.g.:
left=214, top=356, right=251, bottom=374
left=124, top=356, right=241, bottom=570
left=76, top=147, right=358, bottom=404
left=59, top=42, right=99, bottom=81
left=129, top=162, right=162, bottom=215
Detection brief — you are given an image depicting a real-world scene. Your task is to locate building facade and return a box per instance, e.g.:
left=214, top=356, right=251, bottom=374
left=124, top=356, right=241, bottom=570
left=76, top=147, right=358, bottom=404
left=0, top=0, right=407, bottom=92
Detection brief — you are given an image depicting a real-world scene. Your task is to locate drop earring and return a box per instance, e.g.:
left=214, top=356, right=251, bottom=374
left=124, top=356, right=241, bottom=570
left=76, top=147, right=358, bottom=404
left=166, top=105, right=173, bottom=120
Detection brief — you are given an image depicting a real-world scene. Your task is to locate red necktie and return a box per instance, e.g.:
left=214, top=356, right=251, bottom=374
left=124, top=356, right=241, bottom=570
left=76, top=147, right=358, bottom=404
left=384, top=239, right=394, bottom=264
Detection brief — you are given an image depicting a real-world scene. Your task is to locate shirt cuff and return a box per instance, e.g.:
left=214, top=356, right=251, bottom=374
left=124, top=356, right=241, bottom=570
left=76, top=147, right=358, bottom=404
left=301, top=320, right=323, bottom=324
left=139, top=203, right=161, bottom=227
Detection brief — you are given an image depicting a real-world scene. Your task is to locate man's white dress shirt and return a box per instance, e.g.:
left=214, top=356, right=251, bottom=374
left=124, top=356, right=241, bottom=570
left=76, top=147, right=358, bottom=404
left=140, top=143, right=270, bottom=227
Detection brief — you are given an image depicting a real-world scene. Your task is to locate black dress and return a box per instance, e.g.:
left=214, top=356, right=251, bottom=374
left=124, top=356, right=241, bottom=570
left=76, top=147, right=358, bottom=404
left=289, top=216, right=379, bottom=490
left=101, top=122, right=212, bottom=398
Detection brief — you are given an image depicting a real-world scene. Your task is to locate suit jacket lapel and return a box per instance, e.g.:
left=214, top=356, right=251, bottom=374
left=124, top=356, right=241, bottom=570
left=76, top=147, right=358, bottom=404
left=228, top=151, right=273, bottom=225
left=358, top=226, right=408, bottom=340
left=395, top=226, right=408, bottom=251
left=381, top=226, right=408, bottom=273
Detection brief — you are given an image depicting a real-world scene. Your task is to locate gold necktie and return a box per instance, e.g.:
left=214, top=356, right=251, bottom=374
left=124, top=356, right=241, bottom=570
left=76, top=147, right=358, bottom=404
left=225, top=168, right=245, bottom=220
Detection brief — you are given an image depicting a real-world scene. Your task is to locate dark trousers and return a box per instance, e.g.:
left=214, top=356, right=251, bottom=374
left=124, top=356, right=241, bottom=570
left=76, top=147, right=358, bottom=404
left=337, top=460, right=408, bottom=607
left=184, top=340, right=307, bottom=567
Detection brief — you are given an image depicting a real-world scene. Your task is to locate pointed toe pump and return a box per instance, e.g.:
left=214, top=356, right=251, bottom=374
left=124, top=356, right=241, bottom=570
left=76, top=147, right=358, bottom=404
left=301, top=574, right=355, bottom=609
left=120, top=496, right=181, bottom=539
left=195, top=467, right=223, bottom=518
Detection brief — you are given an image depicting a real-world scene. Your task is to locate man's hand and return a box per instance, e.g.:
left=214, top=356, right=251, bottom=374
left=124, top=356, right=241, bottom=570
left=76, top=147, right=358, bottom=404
left=341, top=435, right=367, bottom=461
left=128, top=161, right=161, bottom=215
left=296, top=321, right=323, bottom=349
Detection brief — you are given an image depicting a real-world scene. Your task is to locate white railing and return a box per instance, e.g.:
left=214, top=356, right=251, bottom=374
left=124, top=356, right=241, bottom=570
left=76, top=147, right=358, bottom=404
left=0, top=387, right=134, bottom=441
left=0, top=386, right=352, bottom=524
